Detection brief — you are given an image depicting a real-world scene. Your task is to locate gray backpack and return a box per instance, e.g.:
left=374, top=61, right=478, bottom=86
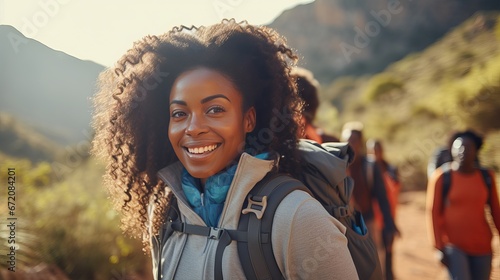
left=158, top=140, right=382, bottom=279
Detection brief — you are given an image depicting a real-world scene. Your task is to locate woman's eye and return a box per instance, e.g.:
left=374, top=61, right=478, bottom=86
left=207, top=106, right=225, bottom=114
left=171, top=110, right=186, bottom=118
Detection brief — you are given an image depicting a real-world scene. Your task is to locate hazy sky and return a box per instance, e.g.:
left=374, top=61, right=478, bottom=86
left=1, top=0, right=313, bottom=66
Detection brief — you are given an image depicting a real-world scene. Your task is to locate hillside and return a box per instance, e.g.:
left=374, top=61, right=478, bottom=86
left=321, top=12, right=500, bottom=190
left=269, top=0, right=500, bottom=83
left=0, top=25, right=105, bottom=145
left=0, top=112, right=62, bottom=162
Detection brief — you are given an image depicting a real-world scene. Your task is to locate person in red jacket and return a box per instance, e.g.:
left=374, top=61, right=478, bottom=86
left=341, top=122, right=399, bottom=278
left=427, top=130, right=500, bottom=280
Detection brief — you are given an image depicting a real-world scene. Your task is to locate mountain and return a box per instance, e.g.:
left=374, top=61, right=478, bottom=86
left=1, top=0, right=499, bottom=155
left=0, top=25, right=105, bottom=145
left=269, top=0, right=500, bottom=83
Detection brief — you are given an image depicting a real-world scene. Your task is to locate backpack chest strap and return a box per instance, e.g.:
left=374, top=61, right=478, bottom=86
left=170, top=221, right=270, bottom=243
left=170, top=221, right=271, bottom=280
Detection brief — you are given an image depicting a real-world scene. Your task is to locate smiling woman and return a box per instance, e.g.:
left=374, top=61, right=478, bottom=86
left=91, top=19, right=358, bottom=279
left=168, top=68, right=256, bottom=185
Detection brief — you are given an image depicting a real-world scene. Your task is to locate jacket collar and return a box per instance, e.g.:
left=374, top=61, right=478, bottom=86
left=157, top=152, right=275, bottom=228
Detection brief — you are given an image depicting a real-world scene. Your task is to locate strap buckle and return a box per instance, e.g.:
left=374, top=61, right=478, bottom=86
left=209, top=227, right=224, bottom=240
left=333, top=205, right=352, bottom=218
left=242, top=195, right=268, bottom=219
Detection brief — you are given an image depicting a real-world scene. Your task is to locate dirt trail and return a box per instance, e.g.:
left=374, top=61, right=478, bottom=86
left=392, top=191, right=499, bottom=280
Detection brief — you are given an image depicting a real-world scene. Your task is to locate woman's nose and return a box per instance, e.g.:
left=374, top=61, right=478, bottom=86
left=185, top=114, right=209, bottom=136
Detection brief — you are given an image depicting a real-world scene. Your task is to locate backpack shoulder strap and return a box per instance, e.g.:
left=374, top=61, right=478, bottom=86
left=479, top=168, right=493, bottom=204
left=156, top=197, right=179, bottom=280
left=237, top=173, right=309, bottom=280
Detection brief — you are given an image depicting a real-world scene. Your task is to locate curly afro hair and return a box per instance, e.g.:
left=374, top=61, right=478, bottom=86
left=91, top=19, right=303, bottom=249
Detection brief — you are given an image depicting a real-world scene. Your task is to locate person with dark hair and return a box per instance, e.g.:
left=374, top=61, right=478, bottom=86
left=341, top=122, right=399, bottom=277
left=291, top=67, right=339, bottom=143
left=91, top=20, right=358, bottom=279
left=367, top=139, right=401, bottom=280
left=427, top=130, right=500, bottom=280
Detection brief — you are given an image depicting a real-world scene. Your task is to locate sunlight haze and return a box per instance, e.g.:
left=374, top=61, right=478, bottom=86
left=1, top=0, right=313, bottom=66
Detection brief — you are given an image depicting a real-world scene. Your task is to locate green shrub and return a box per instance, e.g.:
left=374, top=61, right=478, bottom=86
left=410, top=103, right=440, bottom=119
left=0, top=158, right=149, bottom=279
left=438, top=53, right=500, bottom=132
left=363, top=74, right=404, bottom=103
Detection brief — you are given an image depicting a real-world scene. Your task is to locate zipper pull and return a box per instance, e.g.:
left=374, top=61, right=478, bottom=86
left=201, top=193, right=204, bottom=207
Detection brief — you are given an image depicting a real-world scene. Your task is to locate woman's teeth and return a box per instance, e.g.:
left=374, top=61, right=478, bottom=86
left=187, top=144, right=218, bottom=154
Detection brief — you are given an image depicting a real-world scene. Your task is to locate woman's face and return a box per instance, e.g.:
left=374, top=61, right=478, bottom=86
left=451, top=137, right=477, bottom=166
left=168, top=67, right=256, bottom=184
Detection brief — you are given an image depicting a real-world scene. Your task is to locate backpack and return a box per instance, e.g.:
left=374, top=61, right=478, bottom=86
left=158, top=140, right=382, bottom=279
left=428, top=147, right=453, bottom=178
left=441, top=163, right=493, bottom=208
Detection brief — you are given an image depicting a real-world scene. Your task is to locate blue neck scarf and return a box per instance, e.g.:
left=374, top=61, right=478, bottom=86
left=181, top=153, right=268, bottom=227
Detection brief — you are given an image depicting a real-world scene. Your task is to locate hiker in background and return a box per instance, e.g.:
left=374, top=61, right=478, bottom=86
left=92, top=20, right=358, bottom=279
left=426, top=130, right=500, bottom=280
left=427, top=131, right=460, bottom=178
left=291, top=67, right=340, bottom=143
left=341, top=122, right=399, bottom=272
left=367, top=139, right=401, bottom=280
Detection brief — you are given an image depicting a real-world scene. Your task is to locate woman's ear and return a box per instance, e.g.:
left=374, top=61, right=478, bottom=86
left=244, top=107, right=256, bottom=133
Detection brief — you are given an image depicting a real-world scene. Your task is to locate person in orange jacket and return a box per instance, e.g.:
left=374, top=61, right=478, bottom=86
left=427, top=130, right=500, bottom=280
